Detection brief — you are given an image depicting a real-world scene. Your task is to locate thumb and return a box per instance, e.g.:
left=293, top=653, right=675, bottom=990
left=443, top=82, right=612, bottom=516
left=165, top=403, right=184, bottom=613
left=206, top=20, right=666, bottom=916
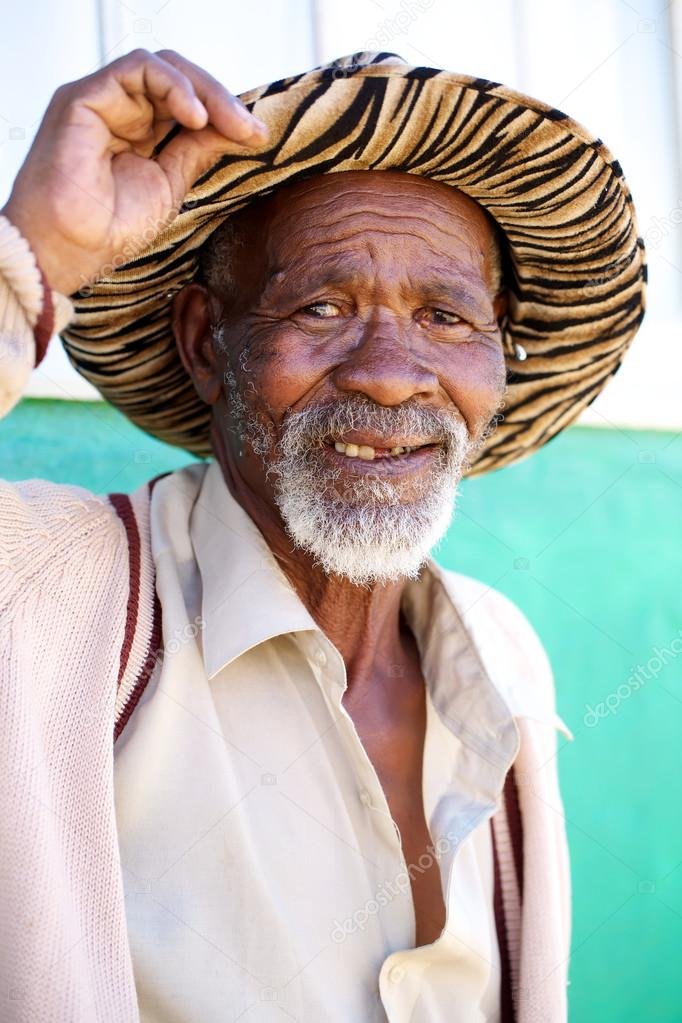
left=156, top=124, right=267, bottom=208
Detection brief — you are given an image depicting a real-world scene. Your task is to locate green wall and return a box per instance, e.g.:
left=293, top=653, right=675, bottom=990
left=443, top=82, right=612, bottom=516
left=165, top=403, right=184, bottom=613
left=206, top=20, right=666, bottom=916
left=2, top=398, right=681, bottom=1022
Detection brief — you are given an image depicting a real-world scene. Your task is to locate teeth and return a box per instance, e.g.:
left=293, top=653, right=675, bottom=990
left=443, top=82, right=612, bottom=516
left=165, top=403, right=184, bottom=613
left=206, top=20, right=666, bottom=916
left=332, top=441, right=416, bottom=458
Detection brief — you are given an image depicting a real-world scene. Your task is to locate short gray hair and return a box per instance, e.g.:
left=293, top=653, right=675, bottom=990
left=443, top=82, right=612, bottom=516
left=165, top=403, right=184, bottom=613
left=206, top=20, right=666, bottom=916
left=486, top=227, right=503, bottom=297
left=198, top=216, right=241, bottom=303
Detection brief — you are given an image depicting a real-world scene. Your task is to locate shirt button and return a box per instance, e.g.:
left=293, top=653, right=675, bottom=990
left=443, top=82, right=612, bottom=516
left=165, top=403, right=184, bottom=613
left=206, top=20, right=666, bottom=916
left=359, top=789, right=372, bottom=807
left=314, top=647, right=327, bottom=667
left=388, top=965, right=405, bottom=984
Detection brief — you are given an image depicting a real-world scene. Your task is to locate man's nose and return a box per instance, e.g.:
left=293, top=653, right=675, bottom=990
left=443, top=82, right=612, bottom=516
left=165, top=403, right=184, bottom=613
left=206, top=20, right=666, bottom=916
left=330, top=317, right=439, bottom=406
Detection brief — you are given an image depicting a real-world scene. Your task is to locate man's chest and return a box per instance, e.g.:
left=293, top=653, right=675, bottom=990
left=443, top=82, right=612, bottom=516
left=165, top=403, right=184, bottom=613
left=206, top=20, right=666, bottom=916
left=114, top=630, right=504, bottom=1021
left=341, top=669, right=448, bottom=947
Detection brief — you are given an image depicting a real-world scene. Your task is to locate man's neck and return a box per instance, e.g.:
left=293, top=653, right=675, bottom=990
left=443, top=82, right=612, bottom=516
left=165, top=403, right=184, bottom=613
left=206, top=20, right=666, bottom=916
left=273, top=547, right=408, bottom=692
left=212, top=437, right=415, bottom=700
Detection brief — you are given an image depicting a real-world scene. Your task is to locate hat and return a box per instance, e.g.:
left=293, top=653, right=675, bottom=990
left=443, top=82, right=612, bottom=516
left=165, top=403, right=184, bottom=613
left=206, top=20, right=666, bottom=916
left=60, top=50, right=646, bottom=476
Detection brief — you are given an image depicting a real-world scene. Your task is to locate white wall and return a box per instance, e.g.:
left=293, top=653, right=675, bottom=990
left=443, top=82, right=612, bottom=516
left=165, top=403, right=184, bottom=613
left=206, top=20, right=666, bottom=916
left=2, top=0, right=680, bottom=427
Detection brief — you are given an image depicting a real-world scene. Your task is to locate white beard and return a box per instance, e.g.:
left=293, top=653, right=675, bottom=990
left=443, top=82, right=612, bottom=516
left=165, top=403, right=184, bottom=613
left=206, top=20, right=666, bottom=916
left=268, top=399, right=478, bottom=587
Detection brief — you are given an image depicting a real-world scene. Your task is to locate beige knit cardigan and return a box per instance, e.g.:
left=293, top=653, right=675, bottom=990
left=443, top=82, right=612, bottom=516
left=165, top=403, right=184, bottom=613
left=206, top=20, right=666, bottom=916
left=0, top=217, right=572, bottom=1023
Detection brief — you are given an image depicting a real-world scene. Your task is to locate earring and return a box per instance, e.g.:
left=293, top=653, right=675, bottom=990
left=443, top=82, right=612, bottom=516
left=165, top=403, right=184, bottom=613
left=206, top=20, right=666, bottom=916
left=500, top=313, right=527, bottom=362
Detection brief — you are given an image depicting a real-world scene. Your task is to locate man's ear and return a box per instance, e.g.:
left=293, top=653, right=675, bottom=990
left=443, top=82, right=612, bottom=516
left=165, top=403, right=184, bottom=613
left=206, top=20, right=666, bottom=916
left=171, top=283, right=224, bottom=406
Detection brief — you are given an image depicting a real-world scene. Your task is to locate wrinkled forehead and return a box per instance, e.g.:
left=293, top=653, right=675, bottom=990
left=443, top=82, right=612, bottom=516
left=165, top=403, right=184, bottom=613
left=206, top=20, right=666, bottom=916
left=263, top=170, right=491, bottom=241
left=198, top=169, right=503, bottom=307
left=267, top=169, right=485, bottom=213
left=244, top=170, right=496, bottom=277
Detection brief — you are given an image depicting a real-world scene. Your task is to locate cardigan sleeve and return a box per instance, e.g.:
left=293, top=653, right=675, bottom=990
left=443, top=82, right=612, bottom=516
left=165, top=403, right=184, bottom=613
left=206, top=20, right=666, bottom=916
left=0, top=476, right=144, bottom=1022
left=0, top=210, right=171, bottom=1019
left=0, top=214, right=74, bottom=419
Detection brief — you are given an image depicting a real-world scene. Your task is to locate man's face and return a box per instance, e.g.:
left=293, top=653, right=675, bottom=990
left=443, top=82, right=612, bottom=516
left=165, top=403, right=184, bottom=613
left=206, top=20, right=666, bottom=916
left=185, top=171, right=507, bottom=584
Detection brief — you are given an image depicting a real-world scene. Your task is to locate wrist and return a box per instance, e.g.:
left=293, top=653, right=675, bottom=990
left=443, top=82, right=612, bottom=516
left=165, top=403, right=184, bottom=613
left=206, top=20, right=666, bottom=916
left=0, top=213, right=74, bottom=365
left=1, top=199, right=83, bottom=299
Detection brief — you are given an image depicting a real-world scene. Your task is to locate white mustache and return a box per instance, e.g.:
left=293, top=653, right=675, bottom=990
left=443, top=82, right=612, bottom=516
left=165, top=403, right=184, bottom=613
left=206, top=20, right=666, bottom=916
left=276, top=397, right=469, bottom=453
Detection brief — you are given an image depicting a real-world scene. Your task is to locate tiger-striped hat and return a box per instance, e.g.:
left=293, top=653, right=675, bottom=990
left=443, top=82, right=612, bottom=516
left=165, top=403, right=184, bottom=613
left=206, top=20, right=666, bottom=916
left=60, top=51, right=646, bottom=476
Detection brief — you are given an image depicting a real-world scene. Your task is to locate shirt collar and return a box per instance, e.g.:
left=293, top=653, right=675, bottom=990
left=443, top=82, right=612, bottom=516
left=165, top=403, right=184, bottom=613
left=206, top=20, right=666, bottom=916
left=190, top=460, right=571, bottom=748
left=190, top=460, right=318, bottom=679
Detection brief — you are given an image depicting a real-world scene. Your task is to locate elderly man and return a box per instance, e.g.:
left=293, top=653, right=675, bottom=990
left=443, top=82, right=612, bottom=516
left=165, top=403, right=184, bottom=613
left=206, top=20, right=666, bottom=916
left=0, top=49, right=644, bottom=1023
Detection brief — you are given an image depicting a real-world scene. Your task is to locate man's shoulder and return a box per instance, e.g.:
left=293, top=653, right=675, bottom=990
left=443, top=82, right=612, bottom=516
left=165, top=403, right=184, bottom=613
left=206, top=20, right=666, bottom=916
left=0, top=468, right=179, bottom=597
left=0, top=475, right=122, bottom=559
left=435, top=567, right=548, bottom=658
left=0, top=478, right=130, bottom=666
left=432, top=565, right=571, bottom=735
left=0, top=462, right=202, bottom=536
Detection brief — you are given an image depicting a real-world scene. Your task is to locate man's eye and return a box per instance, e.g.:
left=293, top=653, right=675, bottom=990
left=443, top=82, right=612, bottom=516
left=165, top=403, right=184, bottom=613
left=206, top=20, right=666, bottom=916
left=301, top=301, right=341, bottom=318
left=422, top=308, right=463, bottom=326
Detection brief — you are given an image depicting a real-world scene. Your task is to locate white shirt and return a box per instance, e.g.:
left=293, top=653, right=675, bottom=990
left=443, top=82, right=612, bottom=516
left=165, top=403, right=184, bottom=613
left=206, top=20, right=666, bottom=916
left=114, top=460, right=570, bottom=1022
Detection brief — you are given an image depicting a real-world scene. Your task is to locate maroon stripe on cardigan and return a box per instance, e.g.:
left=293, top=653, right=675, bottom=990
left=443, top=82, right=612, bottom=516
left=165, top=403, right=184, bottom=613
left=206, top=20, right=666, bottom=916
left=491, top=815, right=515, bottom=1022
left=112, top=473, right=171, bottom=743
left=114, top=587, right=162, bottom=742
left=505, top=765, right=524, bottom=900
left=33, top=265, right=54, bottom=365
left=108, top=492, right=141, bottom=690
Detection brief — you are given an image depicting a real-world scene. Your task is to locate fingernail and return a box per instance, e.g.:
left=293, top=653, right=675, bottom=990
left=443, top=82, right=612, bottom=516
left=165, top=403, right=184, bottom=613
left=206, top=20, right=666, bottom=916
left=234, top=99, right=256, bottom=124
left=234, top=100, right=266, bottom=133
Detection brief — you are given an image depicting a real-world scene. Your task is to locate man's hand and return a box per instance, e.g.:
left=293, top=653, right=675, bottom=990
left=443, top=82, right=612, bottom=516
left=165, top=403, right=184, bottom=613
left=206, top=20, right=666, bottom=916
left=1, top=49, right=267, bottom=296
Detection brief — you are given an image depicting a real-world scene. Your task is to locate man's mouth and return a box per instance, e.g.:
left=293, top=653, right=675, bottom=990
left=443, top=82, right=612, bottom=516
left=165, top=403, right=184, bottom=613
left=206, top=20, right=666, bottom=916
left=328, top=440, right=437, bottom=461
left=320, top=433, right=441, bottom=464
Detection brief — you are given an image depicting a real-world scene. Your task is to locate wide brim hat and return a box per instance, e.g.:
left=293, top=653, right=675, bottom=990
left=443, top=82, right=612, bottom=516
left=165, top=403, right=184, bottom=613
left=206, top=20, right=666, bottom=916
left=60, top=50, right=646, bottom=477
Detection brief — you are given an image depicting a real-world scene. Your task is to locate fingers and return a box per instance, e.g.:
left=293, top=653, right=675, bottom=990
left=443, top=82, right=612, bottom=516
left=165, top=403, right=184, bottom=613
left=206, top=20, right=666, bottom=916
left=63, top=49, right=266, bottom=150
left=154, top=121, right=260, bottom=207
left=155, top=50, right=267, bottom=145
